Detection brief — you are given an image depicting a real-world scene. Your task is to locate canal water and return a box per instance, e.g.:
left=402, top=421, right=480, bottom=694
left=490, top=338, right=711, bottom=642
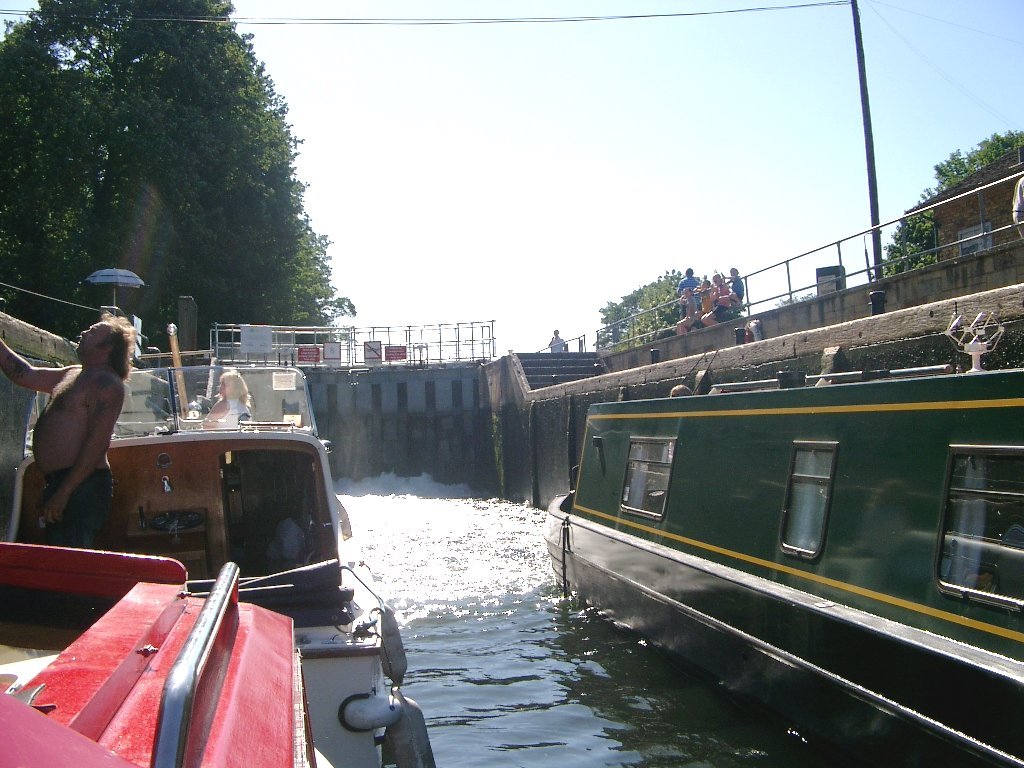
left=338, top=474, right=837, bottom=768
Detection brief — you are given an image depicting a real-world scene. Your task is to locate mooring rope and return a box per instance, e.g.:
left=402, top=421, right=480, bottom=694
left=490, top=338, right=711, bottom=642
left=560, top=517, right=571, bottom=598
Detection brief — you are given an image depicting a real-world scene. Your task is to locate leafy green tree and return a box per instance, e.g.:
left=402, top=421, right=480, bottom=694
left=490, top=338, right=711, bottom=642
left=0, top=0, right=354, bottom=345
left=598, top=270, right=681, bottom=348
left=883, top=210, right=937, bottom=275
left=884, top=131, right=1024, bottom=276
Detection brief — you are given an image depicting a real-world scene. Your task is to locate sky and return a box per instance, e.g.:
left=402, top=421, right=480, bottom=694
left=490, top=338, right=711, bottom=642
left=4, top=1, right=1024, bottom=353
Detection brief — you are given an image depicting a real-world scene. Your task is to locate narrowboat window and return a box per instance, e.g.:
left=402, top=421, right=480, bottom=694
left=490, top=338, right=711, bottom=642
left=780, top=442, right=838, bottom=559
left=620, top=439, right=675, bottom=521
left=939, top=449, right=1024, bottom=607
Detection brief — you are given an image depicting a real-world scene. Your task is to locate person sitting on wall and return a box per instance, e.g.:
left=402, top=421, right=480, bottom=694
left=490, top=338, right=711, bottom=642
left=698, top=273, right=741, bottom=328
left=677, top=279, right=713, bottom=334
left=203, top=369, right=252, bottom=428
left=728, top=267, right=745, bottom=304
left=677, top=268, right=701, bottom=319
left=676, top=287, right=701, bottom=334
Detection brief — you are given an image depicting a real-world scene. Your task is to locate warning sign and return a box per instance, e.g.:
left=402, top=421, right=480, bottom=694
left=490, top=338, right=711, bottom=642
left=385, top=345, right=408, bottom=362
left=297, top=345, right=321, bottom=364
left=240, top=325, right=274, bottom=355
left=364, top=340, right=383, bottom=366
left=323, top=341, right=341, bottom=364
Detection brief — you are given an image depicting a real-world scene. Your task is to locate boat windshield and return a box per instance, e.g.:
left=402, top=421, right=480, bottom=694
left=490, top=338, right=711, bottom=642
left=116, top=366, right=317, bottom=437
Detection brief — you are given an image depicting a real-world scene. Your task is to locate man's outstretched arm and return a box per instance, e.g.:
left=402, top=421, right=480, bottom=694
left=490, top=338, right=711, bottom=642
left=0, top=337, right=71, bottom=393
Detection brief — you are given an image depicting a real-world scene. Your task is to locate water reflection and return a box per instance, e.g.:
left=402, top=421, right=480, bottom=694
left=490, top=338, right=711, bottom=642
left=338, top=474, right=833, bottom=768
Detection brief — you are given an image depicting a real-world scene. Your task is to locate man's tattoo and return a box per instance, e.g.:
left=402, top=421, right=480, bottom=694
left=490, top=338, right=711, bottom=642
left=1, top=353, right=31, bottom=381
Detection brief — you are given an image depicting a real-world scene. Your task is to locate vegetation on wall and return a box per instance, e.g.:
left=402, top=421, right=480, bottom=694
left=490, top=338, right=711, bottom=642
left=0, top=0, right=354, bottom=345
left=597, top=270, right=682, bottom=349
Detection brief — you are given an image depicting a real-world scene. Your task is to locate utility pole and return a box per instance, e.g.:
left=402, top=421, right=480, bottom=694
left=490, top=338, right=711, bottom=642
left=850, top=0, right=882, bottom=280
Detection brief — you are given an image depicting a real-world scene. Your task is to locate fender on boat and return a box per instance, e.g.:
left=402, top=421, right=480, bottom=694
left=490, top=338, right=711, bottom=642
left=338, top=691, right=402, bottom=732
left=380, top=603, right=408, bottom=685
left=384, top=688, right=437, bottom=768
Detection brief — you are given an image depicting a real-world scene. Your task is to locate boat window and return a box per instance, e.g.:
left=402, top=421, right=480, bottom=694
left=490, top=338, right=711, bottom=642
left=115, top=366, right=317, bottom=437
left=938, top=448, right=1024, bottom=608
left=780, top=442, right=838, bottom=560
left=620, top=439, right=675, bottom=521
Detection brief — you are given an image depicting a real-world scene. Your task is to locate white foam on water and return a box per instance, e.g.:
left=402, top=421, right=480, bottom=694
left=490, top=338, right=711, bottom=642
left=335, top=472, right=476, bottom=499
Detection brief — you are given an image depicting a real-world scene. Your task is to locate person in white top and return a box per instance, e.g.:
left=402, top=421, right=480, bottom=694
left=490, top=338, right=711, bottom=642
left=203, top=368, right=252, bottom=428
left=548, top=330, right=568, bottom=353
left=1013, top=176, right=1024, bottom=239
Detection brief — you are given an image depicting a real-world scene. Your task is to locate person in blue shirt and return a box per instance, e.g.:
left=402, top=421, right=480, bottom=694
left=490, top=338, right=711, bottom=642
left=728, top=267, right=745, bottom=303
left=677, top=268, right=701, bottom=319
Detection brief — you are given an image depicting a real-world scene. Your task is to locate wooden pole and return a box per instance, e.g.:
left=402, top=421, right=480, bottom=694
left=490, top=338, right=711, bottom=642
left=850, top=0, right=883, bottom=280
left=166, top=323, right=189, bottom=418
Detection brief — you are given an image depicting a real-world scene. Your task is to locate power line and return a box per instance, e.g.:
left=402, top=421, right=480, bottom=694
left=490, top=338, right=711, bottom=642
left=231, top=3, right=850, bottom=26
left=866, top=3, right=1020, bottom=130
left=867, top=0, right=1024, bottom=49
left=1, top=2, right=848, bottom=26
left=0, top=279, right=102, bottom=314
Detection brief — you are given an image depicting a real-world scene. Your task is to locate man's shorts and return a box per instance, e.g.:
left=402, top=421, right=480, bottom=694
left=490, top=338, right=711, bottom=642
left=42, top=467, right=113, bottom=548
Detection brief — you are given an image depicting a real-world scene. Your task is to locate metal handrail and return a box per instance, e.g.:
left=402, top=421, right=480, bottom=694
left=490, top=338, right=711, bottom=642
left=532, top=332, right=587, bottom=354
left=596, top=298, right=680, bottom=352
left=594, top=169, right=1024, bottom=351
left=151, top=561, right=240, bottom=768
left=210, top=321, right=498, bottom=367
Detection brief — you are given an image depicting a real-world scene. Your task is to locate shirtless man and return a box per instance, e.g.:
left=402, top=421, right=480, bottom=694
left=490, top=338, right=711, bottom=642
left=0, top=313, right=134, bottom=547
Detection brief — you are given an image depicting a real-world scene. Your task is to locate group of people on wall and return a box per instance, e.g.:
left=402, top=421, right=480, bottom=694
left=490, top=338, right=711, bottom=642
left=676, top=267, right=745, bottom=334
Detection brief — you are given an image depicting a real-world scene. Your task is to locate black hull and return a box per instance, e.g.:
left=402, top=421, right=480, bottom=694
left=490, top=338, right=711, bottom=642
left=548, top=511, right=1024, bottom=768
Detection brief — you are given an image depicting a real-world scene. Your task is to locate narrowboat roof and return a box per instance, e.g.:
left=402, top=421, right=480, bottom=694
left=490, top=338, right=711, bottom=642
left=587, top=366, right=1024, bottom=417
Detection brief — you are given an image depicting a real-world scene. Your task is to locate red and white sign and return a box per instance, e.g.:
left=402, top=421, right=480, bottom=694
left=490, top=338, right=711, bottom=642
left=385, top=345, right=408, bottom=362
left=297, top=345, right=321, bottom=364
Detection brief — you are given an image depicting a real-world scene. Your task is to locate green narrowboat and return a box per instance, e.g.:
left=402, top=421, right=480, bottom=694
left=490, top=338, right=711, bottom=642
left=546, top=365, right=1024, bottom=767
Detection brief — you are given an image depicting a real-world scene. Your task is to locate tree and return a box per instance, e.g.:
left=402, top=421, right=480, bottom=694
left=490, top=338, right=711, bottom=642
left=0, top=0, right=354, bottom=345
left=884, top=131, right=1024, bottom=276
left=598, top=270, right=681, bottom=348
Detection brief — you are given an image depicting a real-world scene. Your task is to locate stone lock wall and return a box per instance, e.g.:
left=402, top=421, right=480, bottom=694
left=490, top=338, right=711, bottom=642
left=484, top=283, right=1024, bottom=509
left=305, top=365, right=499, bottom=492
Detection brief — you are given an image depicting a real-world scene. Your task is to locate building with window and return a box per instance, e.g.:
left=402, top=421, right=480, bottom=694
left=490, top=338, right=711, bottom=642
left=910, top=146, right=1024, bottom=261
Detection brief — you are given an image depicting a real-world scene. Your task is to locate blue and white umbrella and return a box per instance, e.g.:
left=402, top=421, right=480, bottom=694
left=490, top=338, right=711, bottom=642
left=84, top=268, right=145, bottom=307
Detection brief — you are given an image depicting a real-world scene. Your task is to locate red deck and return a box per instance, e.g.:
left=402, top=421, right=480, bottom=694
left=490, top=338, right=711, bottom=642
left=1, top=545, right=308, bottom=768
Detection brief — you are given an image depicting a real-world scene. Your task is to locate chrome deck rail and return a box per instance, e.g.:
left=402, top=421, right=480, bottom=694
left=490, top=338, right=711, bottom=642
left=152, top=561, right=240, bottom=768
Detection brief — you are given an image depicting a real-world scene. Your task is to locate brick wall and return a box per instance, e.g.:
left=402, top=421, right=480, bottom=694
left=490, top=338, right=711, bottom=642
left=934, top=177, right=1020, bottom=259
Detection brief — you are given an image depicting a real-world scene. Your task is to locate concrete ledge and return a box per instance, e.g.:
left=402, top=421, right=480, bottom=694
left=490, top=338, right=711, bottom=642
left=0, top=312, right=77, bottom=365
